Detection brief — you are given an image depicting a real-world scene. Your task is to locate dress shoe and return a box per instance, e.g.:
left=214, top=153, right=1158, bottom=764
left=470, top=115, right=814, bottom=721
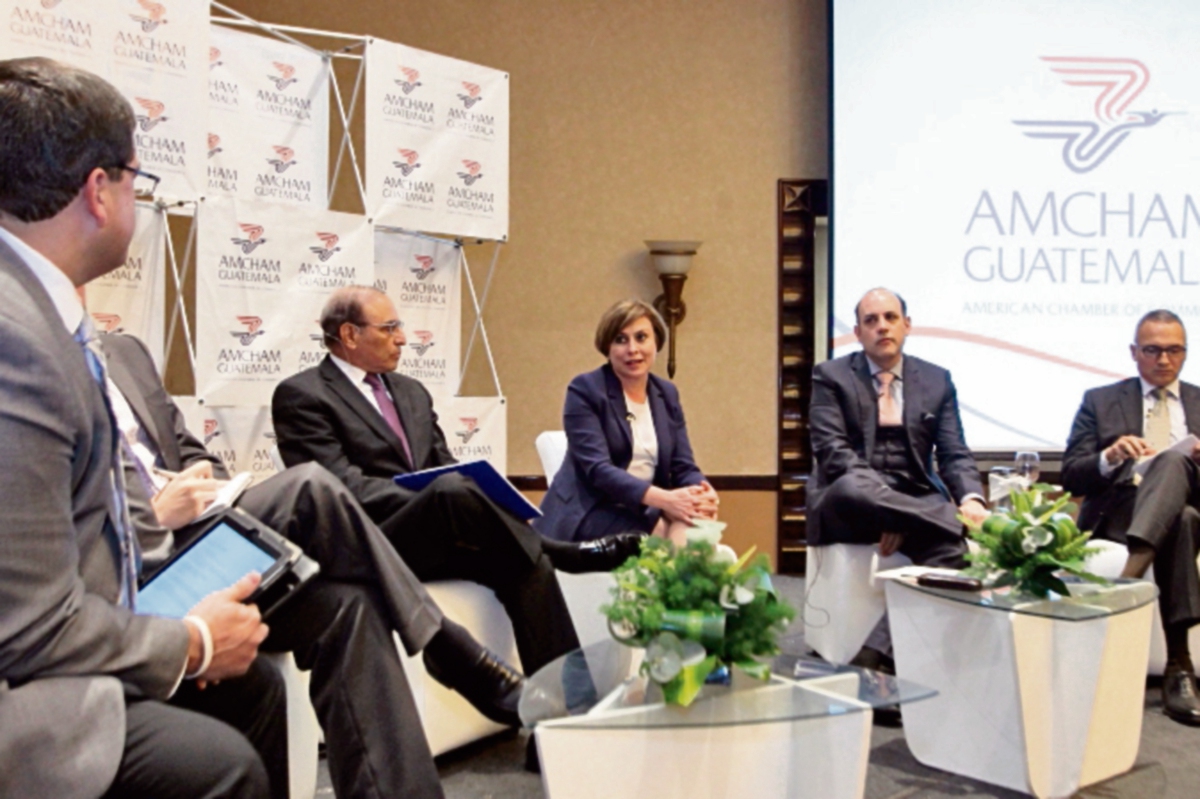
left=424, top=647, right=525, bottom=727
left=1162, top=666, right=1200, bottom=726
left=849, top=645, right=895, bottom=676
left=550, top=532, right=645, bottom=574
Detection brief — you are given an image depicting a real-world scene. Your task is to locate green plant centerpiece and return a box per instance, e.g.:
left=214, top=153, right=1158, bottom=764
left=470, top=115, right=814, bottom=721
left=602, top=522, right=795, bottom=707
left=963, top=483, right=1109, bottom=598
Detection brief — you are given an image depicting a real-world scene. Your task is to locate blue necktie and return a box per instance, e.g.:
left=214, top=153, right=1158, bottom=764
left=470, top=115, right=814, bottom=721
left=75, top=316, right=140, bottom=609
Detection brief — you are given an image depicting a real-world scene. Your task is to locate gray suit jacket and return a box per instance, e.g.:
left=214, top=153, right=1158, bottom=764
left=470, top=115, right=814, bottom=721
left=807, top=351, right=983, bottom=546
left=0, top=239, right=188, bottom=798
left=1063, top=377, right=1200, bottom=542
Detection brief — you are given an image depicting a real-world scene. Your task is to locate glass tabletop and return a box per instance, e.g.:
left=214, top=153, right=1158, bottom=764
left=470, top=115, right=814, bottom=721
left=519, top=639, right=936, bottom=730
left=887, top=574, right=1158, bottom=620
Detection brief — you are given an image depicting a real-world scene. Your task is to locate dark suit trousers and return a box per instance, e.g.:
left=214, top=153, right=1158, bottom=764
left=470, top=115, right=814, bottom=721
left=101, top=657, right=283, bottom=799
left=813, top=470, right=968, bottom=567
left=231, top=463, right=446, bottom=799
left=1124, top=450, right=1200, bottom=630
left=378, top=472, right=581, bottom=676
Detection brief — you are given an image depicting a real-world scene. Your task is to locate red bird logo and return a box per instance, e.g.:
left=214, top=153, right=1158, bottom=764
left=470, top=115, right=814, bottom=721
left=231, top=315, right=266, bottom=345
left=457, top=81, right=483, bottom=108
left=130, top=0, right=169, bottom=33
left=395, top=66, right=422, bottom=94
left=134, top=98, right=168, bottom=131
left=207, top=133, right=222, bottom=158
left=41, top=0, right=65, bottom=9
left=309, top=232, right=342, bottom=262
left=457, top=160, right=484, bottom=185
left=268, top=62, right=298, bottom=91
left=266, top=145, right=297, bottom=173
left=410, top=330, right=435, bottom=356
left=409, top=254, right=436, bottom=280
left=456, top=418, right=480, bottom=443
left=230, top=223, right=268, bottom=253
left=203, top=419, right=221, bottom=444
left=393, top=148, right=421, bottom=176
left=209, top=47, right=223, bottom=69
left=91, top=313, right=123, bottom=333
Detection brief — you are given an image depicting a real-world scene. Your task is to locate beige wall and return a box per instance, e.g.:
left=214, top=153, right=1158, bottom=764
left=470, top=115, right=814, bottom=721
left=233, top=0, right=828, bottom=475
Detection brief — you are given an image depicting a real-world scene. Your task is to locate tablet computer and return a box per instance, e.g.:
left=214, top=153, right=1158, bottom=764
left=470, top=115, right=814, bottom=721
left=137, top=507, right=318, bottom=620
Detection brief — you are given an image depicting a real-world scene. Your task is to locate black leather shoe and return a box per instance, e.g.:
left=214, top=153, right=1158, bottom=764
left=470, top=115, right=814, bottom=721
left=553, top=532, right=644, bottom=574
left=424, top=647, right=525, bottom=727
left=849, top=645, right=895, bottom=676
left=1163, top=667, right=1200, bottom=726
left=525, top=734, right=541, bottom=773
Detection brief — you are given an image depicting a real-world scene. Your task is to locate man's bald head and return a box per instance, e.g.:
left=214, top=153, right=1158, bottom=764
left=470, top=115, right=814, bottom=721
left=853, top=288, right=911, bottom=370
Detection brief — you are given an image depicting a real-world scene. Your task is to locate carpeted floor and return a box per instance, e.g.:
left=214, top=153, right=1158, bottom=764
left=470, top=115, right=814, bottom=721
left=315, top=575, right=1200, bottom=798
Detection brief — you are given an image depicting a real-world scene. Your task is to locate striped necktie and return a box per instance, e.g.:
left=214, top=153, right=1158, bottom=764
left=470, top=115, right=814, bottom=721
left=1145, top=387, right=1172, bottom=453
left=75, top=316, right=140, bottom=609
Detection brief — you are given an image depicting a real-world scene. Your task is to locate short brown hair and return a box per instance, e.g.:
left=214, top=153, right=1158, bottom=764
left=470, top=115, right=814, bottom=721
left=594, top=299, right=667, bottom=356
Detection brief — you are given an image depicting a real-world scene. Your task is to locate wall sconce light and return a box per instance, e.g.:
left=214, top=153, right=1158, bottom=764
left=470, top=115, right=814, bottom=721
left=645, top=240, right=701, bottom=379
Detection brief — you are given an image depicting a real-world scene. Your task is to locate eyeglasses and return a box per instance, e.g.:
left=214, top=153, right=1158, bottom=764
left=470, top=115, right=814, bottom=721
left=355, top=320, right=404, bottom=334
left=113, top=165, right=160, bottom=198
left=1138, top=345, right=1187, bottom=359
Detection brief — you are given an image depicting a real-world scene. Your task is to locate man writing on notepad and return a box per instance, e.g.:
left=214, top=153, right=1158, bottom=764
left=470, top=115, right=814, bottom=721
left=1063, top=309, right=1200, bottom=726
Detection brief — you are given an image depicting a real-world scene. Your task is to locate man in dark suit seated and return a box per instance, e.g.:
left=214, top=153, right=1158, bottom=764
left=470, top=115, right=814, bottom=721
left=807, top=288, right=989, bottom=669
left=1063, top=309, right=1200, bottom=726
left=0, top=57, right=272, bottom=799
left=99, top=328, right=531, bottom=798
left=271, top=287, right=638, bottom=689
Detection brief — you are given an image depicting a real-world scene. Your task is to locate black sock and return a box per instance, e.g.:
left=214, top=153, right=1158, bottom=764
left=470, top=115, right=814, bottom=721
left=1166, top=624, right=1194, bottom=674
left=423, top=619, right=485, bottom=684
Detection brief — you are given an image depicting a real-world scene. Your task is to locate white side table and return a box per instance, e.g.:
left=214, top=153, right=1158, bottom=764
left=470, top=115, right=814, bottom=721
left=883, top=574, right=1157, bottom=799
left=520, top=642, right=935, bottom=799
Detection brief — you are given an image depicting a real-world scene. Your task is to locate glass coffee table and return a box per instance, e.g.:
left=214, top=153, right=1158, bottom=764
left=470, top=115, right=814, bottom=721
left=881, top=572, right=1158, bottom=799
left=519, top=639, right=935, bottom=799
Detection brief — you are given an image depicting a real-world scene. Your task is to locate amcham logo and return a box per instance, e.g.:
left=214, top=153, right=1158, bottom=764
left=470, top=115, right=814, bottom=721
left=129, top=0, right=168, bottom=33
left=457, top=160, right=484, bottom=185
left=410, top=330, right=435, bottom=356
left=231, top=315, right=265, bottom=346
left=91, top=312, right=122, bottom=333
left=455, top=418, right=480, bottom=443
left=268, top=62, right=298, bottom=91
left=410, top=254, right=436, bottom=280
left=393, top=149, right=421, bottom=176
left=309, top=232, right=341, bottom=261
left=230, top=223, right=268, bottom=253
left=209, top=47, right=223, bottom=69
left=203, top=418, right=221, bottom=445
left=266, top=145, right=297, bottom=173
left=396, top=67, right=422, bottom=94
left=207, top=133, right=222, bottom=158
left=1014, top=57, right=1175, bottom=174
left=457, top=82, right=483, bottom=108
left=134, top=98, right=169, bottom=131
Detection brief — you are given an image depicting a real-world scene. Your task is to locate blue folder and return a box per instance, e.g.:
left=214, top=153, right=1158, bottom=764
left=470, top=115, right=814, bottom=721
left=393, top=459, right=542, bottom=520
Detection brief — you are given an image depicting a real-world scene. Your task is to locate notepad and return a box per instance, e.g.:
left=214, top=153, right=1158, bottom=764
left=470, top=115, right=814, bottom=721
left=1134, top=434, right=1199, bottom=476
left=393, top=459, right=541, bottom=520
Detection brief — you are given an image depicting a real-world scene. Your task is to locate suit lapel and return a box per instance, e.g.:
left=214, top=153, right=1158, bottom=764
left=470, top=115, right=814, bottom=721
left=1118, top=378, right=1144, bottom=436
left=104, top=347, right=167, bottom=457
left=603, top=365, right=633, bottom=453
left=1181, top=382, right=1200, bottom=436
left=647, top=378, right=673, bottom=485
left=850, top=352, right=877, bottom=459
left=901, top=357, right=931, bottom=481
left=319, top=357, right=413, bottom=468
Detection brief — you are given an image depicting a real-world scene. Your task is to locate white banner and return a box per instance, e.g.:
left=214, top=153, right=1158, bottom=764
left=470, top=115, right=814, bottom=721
left=365, top=38, right=509, bottom=240
left=4, top=0, right=208, bottom=200
left=207, top=25, right=330, bottom=207
left=108, top=0, right=208, bottom=201
left=374, top=229, right=462, bottom=396
left=87, top=203, right=166, bottom=368
left=195, top=197, right=373, bottom=406
left=433, top=394, right=507, bottom=475
left=175, top=398, right=279, bottom=479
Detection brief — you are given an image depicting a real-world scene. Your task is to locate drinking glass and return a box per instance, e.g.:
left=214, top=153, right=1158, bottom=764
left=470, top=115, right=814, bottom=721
left=1014, top=451, right=1041, bottom=485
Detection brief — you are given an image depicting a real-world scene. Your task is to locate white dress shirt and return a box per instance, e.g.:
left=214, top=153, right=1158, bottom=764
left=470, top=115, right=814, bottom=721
left=329, top=352, right=394, bottom=417
left=624, top=393, right=658, bottom=481
left=867, top=356, right=904, bottom=418
left=1098, top=377, right=1188, bottom=476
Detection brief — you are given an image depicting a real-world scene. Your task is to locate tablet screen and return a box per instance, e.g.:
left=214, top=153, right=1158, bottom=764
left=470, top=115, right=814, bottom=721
left=136, top=521, right=278, bottom=619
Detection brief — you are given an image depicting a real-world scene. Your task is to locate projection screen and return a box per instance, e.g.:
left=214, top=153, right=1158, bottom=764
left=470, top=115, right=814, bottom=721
left=832, top=0, right=1200, bottom=449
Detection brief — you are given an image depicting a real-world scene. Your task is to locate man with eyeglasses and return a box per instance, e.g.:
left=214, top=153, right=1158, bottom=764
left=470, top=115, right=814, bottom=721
left=1063, top=308, right=1200, bottom=726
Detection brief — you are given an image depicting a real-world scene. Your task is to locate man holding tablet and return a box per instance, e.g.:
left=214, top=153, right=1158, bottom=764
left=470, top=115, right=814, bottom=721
left=0, top=58, right=274, bottom=799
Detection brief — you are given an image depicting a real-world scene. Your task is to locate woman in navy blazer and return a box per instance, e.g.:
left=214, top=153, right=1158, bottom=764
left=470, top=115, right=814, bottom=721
left=536, top=299, right=718, bottom=543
